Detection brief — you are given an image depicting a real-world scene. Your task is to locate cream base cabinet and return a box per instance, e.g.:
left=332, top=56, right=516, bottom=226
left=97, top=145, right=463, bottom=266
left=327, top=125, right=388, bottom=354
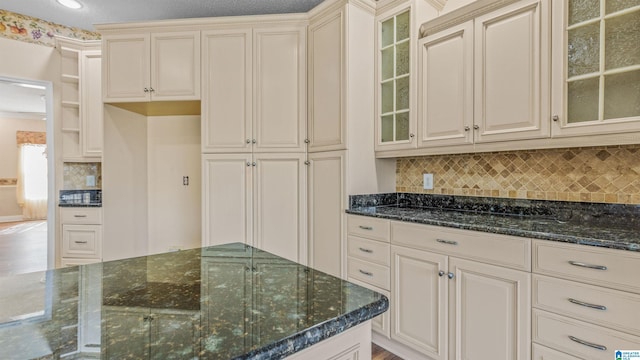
left=202, top=24, right=306, bottom=153
left=102, top=31, right=200, bottom=102
left=60, top=207, right=103, bottom=267
left=307, top=151, right=345, bottom=277
left=202, top=154, right=306, bottom=263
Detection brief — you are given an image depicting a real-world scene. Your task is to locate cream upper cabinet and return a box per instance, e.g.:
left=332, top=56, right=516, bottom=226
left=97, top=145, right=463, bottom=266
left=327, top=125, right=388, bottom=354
left=417, top=20, right=474, bottom=148
left=416, top=0, right=550, bottom=151
left=80, top=50, right=103, bottom=157
left=201, top=29, right=253, bottom=153
left=308, top=9, right=345, bottom=152
left=102, top=31, right=200, bottom=102
left=253, top=26, right=307, bottom=153
left=201, top=25, right=305, bottom=153
left=551, top=0, right=640, bottom=137
left=473, top=0, right=550, bottom=143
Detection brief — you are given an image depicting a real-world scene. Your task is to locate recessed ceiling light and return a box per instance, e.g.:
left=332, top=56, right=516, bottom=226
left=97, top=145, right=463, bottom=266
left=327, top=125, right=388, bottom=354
left=56, top=0, right=82, bottom=9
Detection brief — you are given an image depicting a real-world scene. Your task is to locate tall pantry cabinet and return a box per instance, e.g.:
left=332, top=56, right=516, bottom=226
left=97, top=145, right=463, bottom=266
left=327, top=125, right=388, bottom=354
left=307, top=0, right=396, bottom=278
left=201, top=18, right=308, bottom=264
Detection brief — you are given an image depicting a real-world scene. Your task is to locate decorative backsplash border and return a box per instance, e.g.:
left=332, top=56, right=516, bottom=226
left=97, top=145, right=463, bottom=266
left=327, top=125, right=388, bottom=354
left=0, top=9, right=100, bottom=47
left=396, top=145, right=640, bottom=205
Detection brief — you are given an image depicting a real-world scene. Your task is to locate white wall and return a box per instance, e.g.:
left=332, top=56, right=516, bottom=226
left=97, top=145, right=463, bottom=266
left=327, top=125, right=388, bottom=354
left=0, top=117, right=47, bottom=218
left=102, top=105, right=148, bottom=261
left=147, top=115, right=201, bottom=255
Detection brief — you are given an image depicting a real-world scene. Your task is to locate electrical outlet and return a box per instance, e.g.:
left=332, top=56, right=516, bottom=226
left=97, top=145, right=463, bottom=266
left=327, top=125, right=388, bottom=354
left=423, top=173, right=434, bottom=190
left=86, top=175, right=96, bottom=187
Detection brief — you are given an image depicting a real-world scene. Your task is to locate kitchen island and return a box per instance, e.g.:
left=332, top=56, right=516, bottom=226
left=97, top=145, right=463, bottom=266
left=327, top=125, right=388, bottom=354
left=0, top=243, right=388, bottom=359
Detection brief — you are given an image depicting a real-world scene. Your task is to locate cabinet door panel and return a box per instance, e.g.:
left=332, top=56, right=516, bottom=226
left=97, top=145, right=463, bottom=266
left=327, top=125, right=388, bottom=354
left=391, top=245, right=447, bottom=360
left=308, top=151, right=345, bottom=277
left=253, top=154, right=306, bottom=263
left=151, top=31, right=201, bottom=100
left=202, top=154, right=252, bottom=246
left=202, top=29, right=252, bottom=153
left=474, top=0, right=549, bottom=142
left=150, top=312, right=200, bottom=359
left=450, top=257, right=531, bottom=360
left=81, top=50, right=103, bottom=157
left=418, top=21, right=473, bottom=147
left=62, top=224, right=101, bottom=259
left=308, top=11, right=345, bottom=152
left=253, top=27, right=306, bottom=152
left=103, top=308, right=150, bottom=359
left=103, top=34, right=150, bottom=102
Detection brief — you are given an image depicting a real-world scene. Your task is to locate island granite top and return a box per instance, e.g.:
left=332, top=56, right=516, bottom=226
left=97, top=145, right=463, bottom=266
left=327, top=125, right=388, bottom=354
left=347, top=193, right=640, bottom=252
left=0, top=243, right=388, bottom=359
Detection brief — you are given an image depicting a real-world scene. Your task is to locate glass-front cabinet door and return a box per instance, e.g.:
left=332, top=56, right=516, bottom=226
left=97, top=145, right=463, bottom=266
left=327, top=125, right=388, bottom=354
left=552, top=0, right=640, bottom=136
left=376, top=8, right=415, bottom=151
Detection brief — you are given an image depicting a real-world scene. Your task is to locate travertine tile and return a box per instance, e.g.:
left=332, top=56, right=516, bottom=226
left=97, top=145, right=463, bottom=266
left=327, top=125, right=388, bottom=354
left=396, top=145, right=640, bottom=204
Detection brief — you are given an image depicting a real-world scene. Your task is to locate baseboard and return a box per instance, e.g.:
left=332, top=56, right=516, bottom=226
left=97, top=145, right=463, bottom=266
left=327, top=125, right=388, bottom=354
left=372, top=332, right=432, bottom=360
left=0, top=215, right=23, bottom=223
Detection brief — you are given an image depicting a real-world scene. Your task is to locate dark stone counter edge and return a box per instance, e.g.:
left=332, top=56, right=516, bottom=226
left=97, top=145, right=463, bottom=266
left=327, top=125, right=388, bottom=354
left=236, top=295, right=389, bottom=360
left=346, top=209, right=640, bottom=252
left=59, top=202, right=102, bottom=207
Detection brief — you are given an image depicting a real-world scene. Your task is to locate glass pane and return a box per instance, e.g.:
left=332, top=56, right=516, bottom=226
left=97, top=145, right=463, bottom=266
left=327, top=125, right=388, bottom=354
left=568, top=23, right=600, bottom=77
left=396, top=41, right=410, bottom=76
left=381, top=81, right=394, bottom=114
left=605, top=11, right=640, bottom=70
left=568, top=77, right=600, bottom=123
left=396, top=11, right=410, bottom=41
left=381, top=47, right=394, bottom=81
left=381, top=18, right=394, bottom=48
left=568, top=0, right=600, bottom=25
left=606, top=0, right=640, bottom=14
left=604, top=70, right=640, bottom=119
left=396, top=112, right=410, bottom=141
left=396, top=76, right=410, bottom=111
left=381, top=115, right=394, bottom=142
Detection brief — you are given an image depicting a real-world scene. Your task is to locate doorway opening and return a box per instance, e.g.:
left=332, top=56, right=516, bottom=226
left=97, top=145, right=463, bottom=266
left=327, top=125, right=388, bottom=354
left=0, top=76, right=55, bottom=276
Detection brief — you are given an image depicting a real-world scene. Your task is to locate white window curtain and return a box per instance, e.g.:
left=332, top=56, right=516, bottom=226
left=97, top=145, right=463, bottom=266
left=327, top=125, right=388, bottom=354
left=16, top=144, right=48, bottom=220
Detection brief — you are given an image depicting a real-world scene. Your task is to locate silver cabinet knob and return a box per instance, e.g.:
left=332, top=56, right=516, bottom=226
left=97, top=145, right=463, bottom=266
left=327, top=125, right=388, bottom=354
left=246, top=162, right=251, bottom=167
left=464, top=126, right=470, bottom=131
left=438, top=271, right=445, bottom=277
left=448, top=272, right=455, bottom=279
left=552, top=115, right=559, bottom=122
left=144, top=88, right=149, bottom=93
left=252, top=139, right=256, bottom=144
left=304, top=139, right=310, bottom=144
left=149, top=87, right=155, bottom=92
left=252, top=162, right=256, bottom=167
left=409, top=133, right=415, bottom=138
left=473, top=125, right=479, bottom=130
left=304, top=161, right=310, bottom=165
left=246, top=139, right=251, bottom=144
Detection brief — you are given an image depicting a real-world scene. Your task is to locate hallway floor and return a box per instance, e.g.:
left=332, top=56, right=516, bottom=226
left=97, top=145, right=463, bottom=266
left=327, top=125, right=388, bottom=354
left=0, top=220, right=47, bottom=276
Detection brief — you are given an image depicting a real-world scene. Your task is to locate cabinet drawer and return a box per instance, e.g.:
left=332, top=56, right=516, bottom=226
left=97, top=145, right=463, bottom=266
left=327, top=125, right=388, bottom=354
left=533, top=240, right=640, bottom=293
left=62, top=224, right=102, bottom=258
left=533, top=275, right=640, bottom=335
left=61, top=258, right=101, bottom=267
left=391, top=220, right=531, bottom=271
left=60, top=207, right=102, bottom=224
left=347, top=257, right=390, bottom=291
left=347, top=215, right=390, bottom=242
left=347, top=236, right=390, bottom=266
left=533, top=344, right=581, bottom=360
left=533, top=309, right=640, bottom=359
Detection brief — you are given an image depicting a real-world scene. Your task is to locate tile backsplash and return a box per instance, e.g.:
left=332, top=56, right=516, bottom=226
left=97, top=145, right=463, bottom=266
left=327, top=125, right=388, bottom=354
left=396, top=145, right=640, bottom=205
left=63, top=162, right=102, bottom=190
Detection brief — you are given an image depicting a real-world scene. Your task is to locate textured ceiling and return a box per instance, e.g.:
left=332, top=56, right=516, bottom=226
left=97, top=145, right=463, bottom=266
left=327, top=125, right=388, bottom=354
left=0, top=0, right=326, bottom=32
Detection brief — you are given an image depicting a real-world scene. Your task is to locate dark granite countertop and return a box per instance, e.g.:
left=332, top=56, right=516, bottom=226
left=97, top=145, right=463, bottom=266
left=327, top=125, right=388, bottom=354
left=0, top=243, right=388, bottom=359
left=58, top=202, right=102, bottom=207
left=347, top=193, right=640, bottom=252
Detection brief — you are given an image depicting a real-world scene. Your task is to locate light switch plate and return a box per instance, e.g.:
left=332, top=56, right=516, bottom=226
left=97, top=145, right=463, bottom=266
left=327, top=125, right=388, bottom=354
left=423, top=173, right=434, bottom=190
left=86, top=175, right=96, bottom=187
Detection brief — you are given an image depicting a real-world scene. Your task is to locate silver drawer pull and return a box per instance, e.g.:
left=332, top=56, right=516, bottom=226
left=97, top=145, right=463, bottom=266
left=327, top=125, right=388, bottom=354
left=568, top=336, right=607, bottom=351
left=568, top=261, right=607, bottom=271
left=358, top=247, right=373, bottom=253
left=358, top=225, right=373, bottom=230
left=568, top=298, right=607, bottom=311
left=359, top=269, right=373, bottom=277
left=74, top=240, right=88, bottom=244
left=73, top=215, right=87, bottom=218
left=436, top=239, right=458, bottom=246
